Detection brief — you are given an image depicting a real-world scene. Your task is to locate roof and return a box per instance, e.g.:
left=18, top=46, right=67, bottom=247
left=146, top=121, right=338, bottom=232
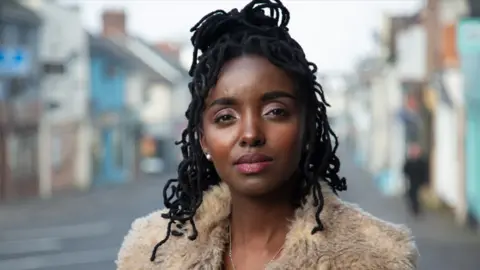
left=137, top=38, right=187, bottom=74
left=1, top=0, right=42, bottom=26
left=90, top=34, right=170, bottom=82
left=89, top=34, right=134, bottom=63
left=111, top=36, right=188, bottom=84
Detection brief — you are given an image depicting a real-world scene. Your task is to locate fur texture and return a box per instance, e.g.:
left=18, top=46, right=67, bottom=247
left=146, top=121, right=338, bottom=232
left=116, top=183, right=418, bottom=269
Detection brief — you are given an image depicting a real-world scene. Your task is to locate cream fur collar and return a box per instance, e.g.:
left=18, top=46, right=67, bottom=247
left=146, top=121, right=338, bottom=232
left=117, top=182, right=418, bottom=269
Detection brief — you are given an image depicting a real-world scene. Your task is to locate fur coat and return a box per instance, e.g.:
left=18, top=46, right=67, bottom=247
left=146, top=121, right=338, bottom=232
left=116, top=183, right=418, bottom=269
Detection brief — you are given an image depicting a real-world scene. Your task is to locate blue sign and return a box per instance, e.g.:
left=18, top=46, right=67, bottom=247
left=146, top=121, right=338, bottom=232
left=0, top=46, right=32, bottom=77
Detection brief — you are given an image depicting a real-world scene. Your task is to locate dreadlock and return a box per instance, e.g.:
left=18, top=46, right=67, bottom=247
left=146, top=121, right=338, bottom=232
left=150, top=0, right=347, bottom=262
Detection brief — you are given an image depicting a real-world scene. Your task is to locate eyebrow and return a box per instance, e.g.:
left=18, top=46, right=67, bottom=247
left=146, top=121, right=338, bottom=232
left=208, top=90, right=296, bottom=108
left=208, top=97, right=236, bottom=108
left=261, top=90, right=296, bottom=102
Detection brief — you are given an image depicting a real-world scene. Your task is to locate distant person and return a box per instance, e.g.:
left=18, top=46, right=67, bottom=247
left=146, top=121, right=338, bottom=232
left=116, top=0, right=418, bottom=269
left=403, top=143, right=429, bottom=217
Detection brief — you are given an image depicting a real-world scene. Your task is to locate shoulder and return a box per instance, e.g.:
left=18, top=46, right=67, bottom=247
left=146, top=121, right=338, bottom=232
left=116, top=209, right=169, bottom=270
left=323, top=197, right=419, bottom=269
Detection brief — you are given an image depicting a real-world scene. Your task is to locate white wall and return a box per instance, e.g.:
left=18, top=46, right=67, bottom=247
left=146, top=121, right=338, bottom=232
left=321, top=75, right=348, bottom=119
left=348, top=87, right=371, bottom=160
left=434, top=69, right=465, bottom=214
left=179, top=45, right=194, bottom=71
left=369, top=74, right=389, bottom=173
left=439, top=0, right=469, bottom=24
left=435, top=0, right=468, bottom=223
left=384, top=66, right=406, bottom=194
left=365, top=64, right=406, bottom=195
left=34, top=1, right=90, bottom=124
left=396, top=25, right=427, bottom=81
left=125, top=71, right=147, bottom=111
left=75, top=119, right=92, bottom=190
left=434, top=102, right=460, bottom=207
left=171, top=79, right=190, bottom=123
left=24, top=0, right=91, bottom=196
left=140, top=83, right=173, bottom=137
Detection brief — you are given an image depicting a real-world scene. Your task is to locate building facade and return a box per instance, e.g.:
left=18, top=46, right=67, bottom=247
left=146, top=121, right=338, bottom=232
left=458, top=17, right=480, bottom=226
left=23, top=0, right=92, bottom=197
left=0, top=1, right=42, bottom=201
left=99, top=10, right=189, bottom=176
left=89, top=34, right=138, bottom=186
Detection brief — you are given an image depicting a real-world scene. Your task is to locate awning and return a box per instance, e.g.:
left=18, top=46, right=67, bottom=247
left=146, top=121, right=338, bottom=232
left=0, top=1, right=42, bottom=26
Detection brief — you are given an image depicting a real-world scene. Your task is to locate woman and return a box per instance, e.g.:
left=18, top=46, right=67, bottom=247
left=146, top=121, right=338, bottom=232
left=117, top=0, right=418, bottom=269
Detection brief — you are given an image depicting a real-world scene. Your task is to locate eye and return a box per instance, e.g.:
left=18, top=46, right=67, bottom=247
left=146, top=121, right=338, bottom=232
left=214, top=114, right=235, bottom=123
left=266, top=108, right=288, bottom=117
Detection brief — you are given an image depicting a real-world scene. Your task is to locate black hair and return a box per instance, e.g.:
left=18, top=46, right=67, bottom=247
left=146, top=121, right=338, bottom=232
left=150, top=0, right=346, bottom=261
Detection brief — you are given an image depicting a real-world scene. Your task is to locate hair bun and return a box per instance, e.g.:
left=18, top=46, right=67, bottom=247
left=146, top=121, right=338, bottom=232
left=190, top=0, right=290, bottom=54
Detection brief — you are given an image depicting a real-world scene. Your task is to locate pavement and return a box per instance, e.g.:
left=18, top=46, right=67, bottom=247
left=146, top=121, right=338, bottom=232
left=338, top=148, right=480, bottom=270
left=0, top=149, right=479, bottom=270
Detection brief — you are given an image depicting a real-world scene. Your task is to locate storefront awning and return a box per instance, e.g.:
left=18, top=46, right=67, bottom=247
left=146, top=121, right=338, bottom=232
left=0, top=0, right=42, bottom=26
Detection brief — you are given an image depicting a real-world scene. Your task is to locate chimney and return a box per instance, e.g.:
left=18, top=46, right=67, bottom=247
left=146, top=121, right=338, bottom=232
left=102, top=9, right=127, bottom=38
left=155, top=42, right=180, bottom=59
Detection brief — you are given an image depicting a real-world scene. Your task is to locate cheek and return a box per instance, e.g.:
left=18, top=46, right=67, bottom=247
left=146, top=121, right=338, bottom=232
left=268, top=122, right=304, bottom=158
left=203, top=126, right=237, bottom=158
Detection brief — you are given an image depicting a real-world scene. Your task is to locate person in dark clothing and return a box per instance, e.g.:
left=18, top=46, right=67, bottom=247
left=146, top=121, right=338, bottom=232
left=403, top=143, right=429, bottom=217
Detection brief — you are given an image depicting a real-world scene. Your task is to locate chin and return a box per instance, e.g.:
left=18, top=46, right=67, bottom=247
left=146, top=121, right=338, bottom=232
left=230, top=175, right=288, bottom=197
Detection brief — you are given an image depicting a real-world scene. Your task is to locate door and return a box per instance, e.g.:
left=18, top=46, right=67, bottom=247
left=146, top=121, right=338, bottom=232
left=93, top=127, right=126, bottom=185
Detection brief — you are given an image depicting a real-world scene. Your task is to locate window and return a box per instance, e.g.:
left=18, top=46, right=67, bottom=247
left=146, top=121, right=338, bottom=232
left=105, top=63, right=117, bottom=78
left=17, top=25, right=30, bottom=46
left=0, top=23, right=5, bottom=45
left=1, top=24, right=18, bottom=46
left=42, top=62, right=66, bottom=74
left=7, top=78, right=27, bottom=98
left=7, top=131, right=38, bottom=179
left=470, top=0, right=480, bottom=17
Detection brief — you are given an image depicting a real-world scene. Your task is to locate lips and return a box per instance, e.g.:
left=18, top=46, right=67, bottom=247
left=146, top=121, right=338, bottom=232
left=234, top=153, right=273, bottom=165
left=234, top=153, right=273, bottom=174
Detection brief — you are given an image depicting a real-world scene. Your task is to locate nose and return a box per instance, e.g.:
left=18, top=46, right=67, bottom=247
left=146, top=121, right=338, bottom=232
left=239, top=113, right=265, bottom=148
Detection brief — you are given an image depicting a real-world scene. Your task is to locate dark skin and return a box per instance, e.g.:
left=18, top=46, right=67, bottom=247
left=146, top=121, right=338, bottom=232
left=200, top=55, right=306, bottom=270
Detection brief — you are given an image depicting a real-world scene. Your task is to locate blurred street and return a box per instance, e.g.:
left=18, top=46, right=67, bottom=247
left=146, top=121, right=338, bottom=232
left=1, top=0, right=480, bottom=269
left=0, top=147, right=477, bottom=270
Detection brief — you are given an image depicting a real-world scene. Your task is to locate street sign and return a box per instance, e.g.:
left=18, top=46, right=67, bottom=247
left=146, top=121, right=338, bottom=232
left=0, top=46, right=32, bottom=77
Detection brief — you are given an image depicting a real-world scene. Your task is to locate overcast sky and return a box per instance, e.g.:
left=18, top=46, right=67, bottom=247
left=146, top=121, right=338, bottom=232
left=60, top=0, right=421, bottom=73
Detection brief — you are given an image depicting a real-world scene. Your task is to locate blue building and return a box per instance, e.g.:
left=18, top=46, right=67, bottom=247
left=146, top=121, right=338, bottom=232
left=113, top=37, right=190, bottom=175
left=88, top=34, right=139, bottom=186
left=458, top=18, right=480, bottom=226
left=0, top=1, right=42, bottom=201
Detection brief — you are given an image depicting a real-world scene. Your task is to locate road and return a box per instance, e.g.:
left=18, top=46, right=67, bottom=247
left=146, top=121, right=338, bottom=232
left=0, top=149, right=479, bottom=270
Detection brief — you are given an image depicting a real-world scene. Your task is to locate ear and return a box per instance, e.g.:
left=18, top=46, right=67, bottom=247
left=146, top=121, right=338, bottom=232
left=199, top=129, right=208, bottom=153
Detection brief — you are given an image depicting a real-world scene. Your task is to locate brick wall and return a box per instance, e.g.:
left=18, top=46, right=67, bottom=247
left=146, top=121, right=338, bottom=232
left=102, top=9, right=127, bottom=38
left=0, top=126, right=39, bottom=201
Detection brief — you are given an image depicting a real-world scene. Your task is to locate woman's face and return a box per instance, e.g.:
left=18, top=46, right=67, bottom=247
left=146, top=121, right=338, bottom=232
left=201, top=55, right=305, bottom=197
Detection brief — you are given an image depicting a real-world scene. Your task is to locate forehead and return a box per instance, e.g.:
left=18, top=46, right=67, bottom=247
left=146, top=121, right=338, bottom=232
left=209, top=55, right=294, bottom=99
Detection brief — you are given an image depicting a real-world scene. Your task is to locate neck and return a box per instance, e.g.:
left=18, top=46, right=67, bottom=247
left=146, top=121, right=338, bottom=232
left=229, top=188, right=295, bottom=248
